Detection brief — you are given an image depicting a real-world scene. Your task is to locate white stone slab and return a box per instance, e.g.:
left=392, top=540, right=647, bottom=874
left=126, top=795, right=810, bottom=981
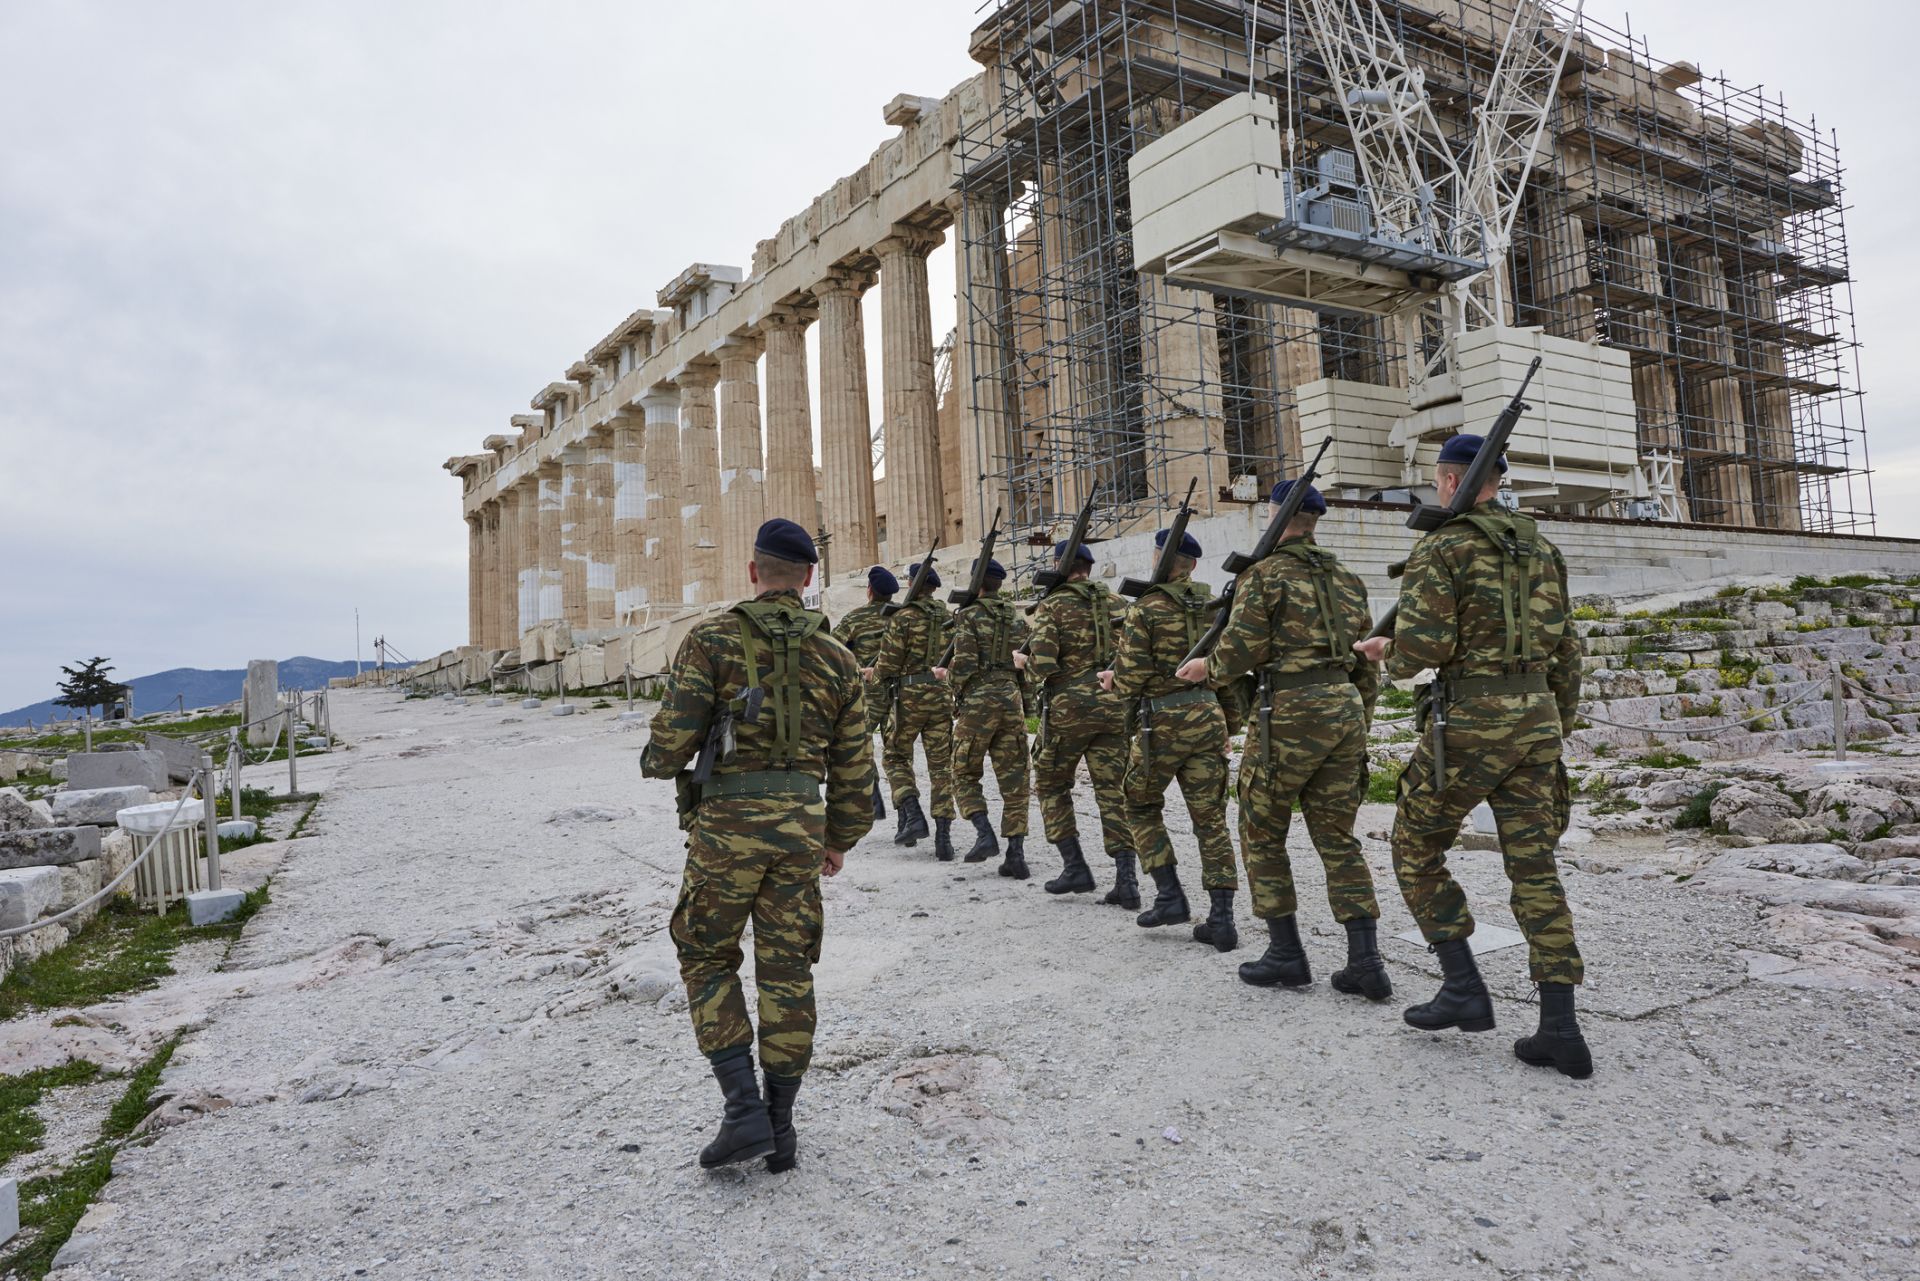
left=51, top=785, right=153, bottom=827
left=1469, top=802, right=1497, bottom=834
left=66, top=750, right=169, bottom=791
left=187, top=887, right=246, bottom=926
left=0, top=1176, right=16, bottom=1245
left=485, top=698, right=505, bottom=708
left=551, top=705, right=576, bottom=717
left=520, top=699, right=543, bottom=710
left=1394, top=923, right=1527, bottom=956
left=217, top=819, right=258, bottom=841
left=0, top=866, right=64, bottom=929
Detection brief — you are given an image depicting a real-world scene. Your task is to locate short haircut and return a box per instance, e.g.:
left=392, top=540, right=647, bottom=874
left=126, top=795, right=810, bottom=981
left=1286, top=510, right=1320, bottom=535
left=912, top=576, right=937, bottom=598
left=1173, top=553, right=1197, bottom=575
left=753, top=550, right=810, bottom=588
left=1437, top=460, right=1499, bottom=495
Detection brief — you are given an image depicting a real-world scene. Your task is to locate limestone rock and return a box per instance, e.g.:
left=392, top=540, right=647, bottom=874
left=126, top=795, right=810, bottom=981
left=1709, top=781, right=1801, bottom=841
left=0, top=791, right=50, bottom=834
left=50, top=785, right=153, bottom=828
left=1707, top=844, right=1868, bottom=881
left=544, top=804, right=632, bottom=825
left=1807, top=781, right=1914, bottom=842
left=55, top=859, right=105, bottom=921
left=1862, top=858, right=1920, bottom=887
left=1859, top=834, right=1920, bottom=863
left=0, top=825, right=104, bottom=871
left=0, top=866, right=64, bottom=929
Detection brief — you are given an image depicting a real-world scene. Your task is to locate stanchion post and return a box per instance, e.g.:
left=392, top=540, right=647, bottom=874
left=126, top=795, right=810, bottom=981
left=228, top=727, right=242, bottom=819
left=83, top=713, right=93, bottom=752
left=200, top=755, right=223, bottom=891
left=1831, top=656, right=1848, bottom=762
left=285, top=714, right=300, bottom=796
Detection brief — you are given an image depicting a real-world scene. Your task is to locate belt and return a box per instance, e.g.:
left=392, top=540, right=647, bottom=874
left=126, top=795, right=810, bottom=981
left=702, top=769, right=823, bottom=799
left=899, top=672, right=943, bottom=687
left=1441, top=672, right=1550, bottom=699
left=1263, top=666, right=1350, bottom=693
left=1142, top=687, right=1216, bottom=714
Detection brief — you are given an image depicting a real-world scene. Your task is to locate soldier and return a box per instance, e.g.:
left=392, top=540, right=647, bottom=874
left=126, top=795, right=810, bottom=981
left=1020, top=539, right=1138, bottom=907
left=1103, top=527, right=1240, bottom=949
left=639, top=518, right=875, bottom=1170
left=836, top=565, right=899, bottom=824
left=869, top=561, right=957, bottom=861
left=1351, top=434, right=1591, bottom=1078
left=934, top=557, right=1031, bottom=877
left=1176, top=479, right=1389, bottom=996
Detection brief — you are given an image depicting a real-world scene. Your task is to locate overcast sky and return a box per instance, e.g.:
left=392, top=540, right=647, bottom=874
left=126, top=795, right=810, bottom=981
left=1, top=1, right=1912, bottom=712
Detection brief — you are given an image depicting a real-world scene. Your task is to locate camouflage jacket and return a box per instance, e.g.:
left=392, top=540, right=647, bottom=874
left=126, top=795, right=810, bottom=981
left=948, top=594, right=1026, bottom=704
left=1384, top=503, right=1582, bottom=737
left=1205, top=537, right=1378, bottom=713
left=639, top=589, right=874, bottom=851
left=873, top=596, right=950, bottom=681
left=1112, top=574, right=1217, bottom=703
left=1026, top=580, right=1119, bottom=689
left=836, top=601, right=891, bottom=669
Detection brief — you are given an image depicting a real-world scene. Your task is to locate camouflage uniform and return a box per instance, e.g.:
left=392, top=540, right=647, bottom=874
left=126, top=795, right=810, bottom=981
left=947, top=594, right=1030, bottom=835
left=1111, top=573, right=1237, bottom=890
left=1027, top=579, right=1130, bottom=854
left=873, top=595, right=955, bottom=820
left=1206, top=537, right=1381, bottom=923
left=639, top=589, right=874, bottom=1076
left=1384, top=501, right=1584, bottom=985
left=836, top=600, right=893, bottom=794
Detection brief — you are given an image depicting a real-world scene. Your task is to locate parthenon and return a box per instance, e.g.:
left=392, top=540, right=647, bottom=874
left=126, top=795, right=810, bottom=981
left=445, top=0, right=1871, bottom=654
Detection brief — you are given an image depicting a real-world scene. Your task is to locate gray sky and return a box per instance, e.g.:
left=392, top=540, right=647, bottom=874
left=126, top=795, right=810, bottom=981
left=1, top=1, right=1912, bottom=711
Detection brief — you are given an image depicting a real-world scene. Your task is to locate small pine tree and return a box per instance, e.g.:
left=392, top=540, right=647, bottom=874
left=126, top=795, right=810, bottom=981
left=54, top=657, right=131, bottom=718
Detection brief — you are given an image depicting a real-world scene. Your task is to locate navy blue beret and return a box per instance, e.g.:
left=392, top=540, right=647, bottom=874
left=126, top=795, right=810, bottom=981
left=1155, top=528, right=1202, bottom=558
left=1053, top=540, right=1094, bottom=566
left=1268, top=478, right=1327, bottom=515
left=754, top=517, right=817, bottom=564
left=1437, top=433, right=1508, bottom=474
left=909, top=561, right=943, bottom=589
left=973, top=558, right=1006, bottom=581
left=867, top=564, right=899, bottom=596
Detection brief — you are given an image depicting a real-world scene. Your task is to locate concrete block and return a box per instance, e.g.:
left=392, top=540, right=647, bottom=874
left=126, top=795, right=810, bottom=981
left=66, top=750, right=169, bottom=791
left=187, top=887, right=246, bottom=926
left=0, top=1175, right=15, bottom=1246
left=217, top=819, right=258, bottom=841
left=0, top=825, right=102, bottom=870
left=141, top=732, right=201, bottom=783
left=0, top=866, right=63, bottom=928
left=301, top=737, right=329, bottom=750
left=551, top=705, right=576, bottom=717
left=50, top=785, right=153, bottom=827
left=485, top=698, right=505, bottom=707
left=521, top=698, right=543, bottom=710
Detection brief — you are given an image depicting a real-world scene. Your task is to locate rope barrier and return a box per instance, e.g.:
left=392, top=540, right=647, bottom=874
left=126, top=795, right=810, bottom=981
left=0, top=780, right=201, bottom=940
left=1841, top=676, right=1920, bottom=718
left=1573, top=679, right=1827, bottom=736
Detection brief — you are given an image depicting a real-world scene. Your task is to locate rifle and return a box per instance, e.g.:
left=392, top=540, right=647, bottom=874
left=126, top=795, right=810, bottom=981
left=882, top=541, right=941, bottom=617
left=939, top=506, right=1004, bottom=670
left=1366, top=356, right=1542, bottom=643
left=1118, top=477, right=1199, bottom=598
left=1030, top=492, right=1097, bottom=599
left=1181, top=437, right=1333, bottom=666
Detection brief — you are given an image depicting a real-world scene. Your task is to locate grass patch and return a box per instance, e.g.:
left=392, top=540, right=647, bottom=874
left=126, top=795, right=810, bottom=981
left=7, top=711, right=244, bottom=759
left=1592, top=793, right=1641, bottom=815
left=214, top=785, right=304, bottom=822
left=1570, top=605, right=1606, bottom=621
left=1378, top=686, right=1417, bottom=711
left=1636, top=749, right=1700, bottom=769
left=1674, top=781, right=1728, bottom=830
left=1365, top=761, right=1404, bottom=804
left=0, top=1062, right=103, bottom=1168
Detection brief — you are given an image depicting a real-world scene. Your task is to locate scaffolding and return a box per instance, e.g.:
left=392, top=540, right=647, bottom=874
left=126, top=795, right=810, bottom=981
left=955, top=0, right=1871, bottom=572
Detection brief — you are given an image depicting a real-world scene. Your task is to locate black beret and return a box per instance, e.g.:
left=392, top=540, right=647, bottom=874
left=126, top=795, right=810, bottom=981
left=867, top=564, right=899, bottom=596
left=909, top=561, right=943, bottom=589
left=754, top=517, right=818, bottom=564
left=1053, top=540, right=1094, bottom=566
left=1437, top=432, right=1508, bottom=474
left=1268, top=478, right=1327, bottom=515
left=974, top=558, right=1006, bottom=581
left=1155, top=528, right=1202, bottom=558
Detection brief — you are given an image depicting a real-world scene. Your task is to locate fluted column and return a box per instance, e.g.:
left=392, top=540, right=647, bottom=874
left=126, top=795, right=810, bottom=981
left=815, top=269, right=879, bottom=565
left=537, top=462, right=565, bottom=624
left=717, top=336, right=767, bottom=582
left=466, top=513, right=485, bottom=647
left=584, top=432, right=616, bottom=629
left=640, top=388, right=686, bottom=610
left=877, top=226, right=946, bottom=557
left=679, top=361, right=723, bottom=605
left=949, top=193, right=1013, bottom=543
left=559, top=449, right=591, bottom=627
left=516, top=478, right=541, bottom=637
left=1143, top=273, right=1226, bottom=519
left=761, top=307, right=818, bottom=528
left=493, top=488, right=520, bottom=647
left=609, top=411, right=647, bottom=622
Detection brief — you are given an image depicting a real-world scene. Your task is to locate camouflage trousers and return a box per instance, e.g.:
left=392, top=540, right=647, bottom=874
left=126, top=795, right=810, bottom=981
left=1034, top=680, right=1130, bottom=851
left=1123, top=703, right=1238, bottom=890
left=884, top=681, right=955, bottom=819
left=1238, top=691, right=1379, bottom=922
left=951, top=678, right=1030, bottom=836
left=670, top=794, right=826, bottom=1076
left=1392, top=724, right=1582, bottom=984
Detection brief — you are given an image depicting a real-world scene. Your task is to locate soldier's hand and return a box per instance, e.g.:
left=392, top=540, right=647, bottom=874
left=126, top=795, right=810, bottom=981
left=1352, top=637, right=1389, bottom=664
left=1174, top=657, right=1208, bottom=684
left=822, top=848, right=846, bottom=877
left=1097, top=669, right=1115, bottom=692
left=1012, top=651, right=1028, bottom=671
left=933, top=667, right=949, bottom=681
left=860, top=666, right=875, bottom=682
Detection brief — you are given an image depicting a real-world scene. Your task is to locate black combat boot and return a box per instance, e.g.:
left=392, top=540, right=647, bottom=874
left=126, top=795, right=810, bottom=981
left=895, top=794, right=929, bottom=846
left=871, top=781, right=886, bottom=823
left=1329, top=918, right=1393, bottom=1001
left=1238, top=915, right=1311, bottom=987
left=933, top=817, right=955, bottom=862
left=1105, top=851, right=1141, bottom=910
left=763, top=1071, right=803, bottom=1172
left=1135, top=864, right=1190, bottom=928
left=1044, top=836, right=1096, bottom=895
left=1403, top=938, right=1495, bottom=1033
left=999, top=835, right=1029, bottom=879
left=1513, top=982, right=1593, bottom=1079
left=698, top=1049, right=775, bottom=1169
left=962, top=812, right=998, bottom=863
left=1191, top=888, right=1239, bottom=952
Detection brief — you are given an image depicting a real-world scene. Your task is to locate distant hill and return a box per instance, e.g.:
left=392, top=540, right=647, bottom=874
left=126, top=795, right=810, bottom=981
left=0, top=657, right=361, bottom=728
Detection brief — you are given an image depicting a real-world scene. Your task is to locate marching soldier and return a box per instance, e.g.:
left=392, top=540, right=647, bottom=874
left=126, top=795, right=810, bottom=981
left=869, top=561, right=957, bottom=861
left=1021, top=539, right=1138, bottom=907
left=935, top=558, right=1031, bottom=878
left=1103, top=528, right=1240, bottom=950
left=1351, top=434, right=1591, bottom=1078
left=639, top=518, right=874, bottom=1170
left=836, top=565, right=899, bottom=823
left=1177, top=479, right=1389, bottom=996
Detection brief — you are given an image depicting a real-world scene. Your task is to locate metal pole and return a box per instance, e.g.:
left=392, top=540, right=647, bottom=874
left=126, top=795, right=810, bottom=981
left=285, top=713, right=300, bottom=796
left=200, top=756, right=223, bottom=892
left=624, top=670, right=632, bottom=707
left=82, top=713, right=93, bottom=752
left=1831, top=656, right=1848, bottom=762
left=228, top=727, right=242, bottom=820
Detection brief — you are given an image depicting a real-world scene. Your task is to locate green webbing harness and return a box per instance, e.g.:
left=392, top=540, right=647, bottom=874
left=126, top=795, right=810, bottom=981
left=1273, top=541, right=1352, bottom=667
left=730, top=597, right=827, bottom=770
left=916, top=598, right=944, bottom=671
left=1143, top=579, right=1212, bottom=657
left=980, top=599, right=1015, bottom=670
left=1059, top=580, right=1116, bottom=668
left=1457, top=509, right=1539, bottom=669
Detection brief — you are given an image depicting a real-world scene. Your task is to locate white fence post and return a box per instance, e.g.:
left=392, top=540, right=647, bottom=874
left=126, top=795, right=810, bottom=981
left=200, top=755, right=223, bottom=891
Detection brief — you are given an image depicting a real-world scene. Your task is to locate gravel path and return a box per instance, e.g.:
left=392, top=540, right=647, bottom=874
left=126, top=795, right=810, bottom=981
left=41, top=689, right=1920, bottom=1280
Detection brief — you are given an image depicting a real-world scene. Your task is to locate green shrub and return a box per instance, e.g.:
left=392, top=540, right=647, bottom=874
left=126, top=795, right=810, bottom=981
left=1636, top=749, right=1699, bottom=769
left=1674, top=781, right=1727, bottom=829
left=1365, top=761, right=1404, bottom=804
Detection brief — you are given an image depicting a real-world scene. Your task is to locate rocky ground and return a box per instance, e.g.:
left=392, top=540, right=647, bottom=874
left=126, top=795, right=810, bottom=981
left=9, top=688, right=1919, bottom=1280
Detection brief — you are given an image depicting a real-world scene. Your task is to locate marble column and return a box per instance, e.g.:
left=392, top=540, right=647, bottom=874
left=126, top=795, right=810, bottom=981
left=559, top=449, right=591, bottom=627
left=516, top=478, right=542, bottom=637
left=717, top=336, right=767, bottom=581
left=949, top=192, right=1013, bottom=544
left=493, top=488, right=520, bottom=648
left=679, top=361, right=723, bottom=605
left=1143, top=273, right=1226, bottom=519
left=640, top=388, right=686, bottom=610
left=583, top=431, right=616, bottom=628
left=761, top=307, right=818, bottom=529
left=537, top=463, right=565, bottom=624
left=466, top=513, right=485, bottom=648
left=814, top=269, right=879, bottom=565
left=877, top=227, right=946, bottom=557
left=609, top=411, right=647, bottom=623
